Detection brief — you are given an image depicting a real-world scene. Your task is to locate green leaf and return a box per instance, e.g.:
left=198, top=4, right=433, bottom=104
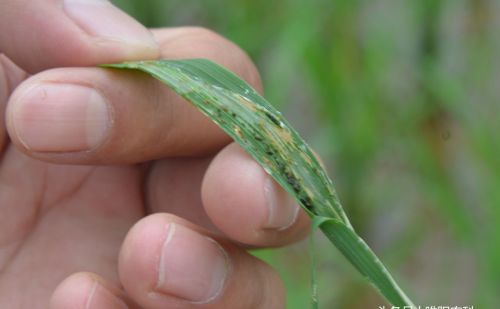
left=319, top=218, right=415, bottom=306
left=102, top=59, right=416, bottom=308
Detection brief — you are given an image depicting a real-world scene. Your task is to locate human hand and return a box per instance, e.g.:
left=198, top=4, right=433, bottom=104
left=0, top=1, right=310, bottom=308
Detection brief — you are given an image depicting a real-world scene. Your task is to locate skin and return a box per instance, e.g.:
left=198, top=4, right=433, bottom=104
left=0, top=1, right=311, bottom=308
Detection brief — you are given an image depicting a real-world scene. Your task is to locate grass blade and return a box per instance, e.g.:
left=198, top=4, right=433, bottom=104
left=318, top=217, right=415, bottom=306
left=103, top=59, right=416, bottom=308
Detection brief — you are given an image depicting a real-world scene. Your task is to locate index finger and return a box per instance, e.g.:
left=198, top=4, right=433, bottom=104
left=5, top=27, right=262, bottom=162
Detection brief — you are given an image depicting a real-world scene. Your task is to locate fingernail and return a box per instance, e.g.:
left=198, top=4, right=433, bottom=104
left=87, top=280, right=129, bottom=309
left=11, top=83, right=110, bottom=152
left=156, top=223, right=230, bottom=303
left=64, top=0, right=158, bottom=52
left=263, top=176, right=300, bottom=230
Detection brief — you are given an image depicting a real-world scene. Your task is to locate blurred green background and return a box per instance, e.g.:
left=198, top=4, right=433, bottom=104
left=113, top=0, right=500, bottom=307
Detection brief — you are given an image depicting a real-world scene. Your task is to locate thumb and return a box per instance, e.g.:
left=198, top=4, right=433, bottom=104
left=0, top=0, right=159, bottom=73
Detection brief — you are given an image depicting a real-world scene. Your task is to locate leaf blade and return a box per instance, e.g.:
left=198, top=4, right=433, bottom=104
left=103, top=59, right=416, bottom=308
left=104, top=59, right=348, bottom=223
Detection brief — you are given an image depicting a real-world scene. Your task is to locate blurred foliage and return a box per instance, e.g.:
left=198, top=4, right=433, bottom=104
left=113, top=0, right=500, bottom=307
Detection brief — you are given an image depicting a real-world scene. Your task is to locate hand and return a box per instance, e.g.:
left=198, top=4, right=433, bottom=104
left=0, top=1, right=310, bottom=308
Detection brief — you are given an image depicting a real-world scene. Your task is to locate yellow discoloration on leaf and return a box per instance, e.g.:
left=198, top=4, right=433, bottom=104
left=236, top=94, right=259, bottom=112
left=274, top=127, right=294, bottom=144
left=233, top=127, right=244, bottom=140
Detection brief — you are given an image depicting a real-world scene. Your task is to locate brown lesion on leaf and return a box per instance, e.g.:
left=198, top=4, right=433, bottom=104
left=236, top=95, right=259, bottom=112
left=233, top=127, right=244, bottom=140
left=274, top=127, right=294, bottom=144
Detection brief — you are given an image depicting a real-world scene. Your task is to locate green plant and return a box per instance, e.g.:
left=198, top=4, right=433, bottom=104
left=103, top=58, right=416, bottom=308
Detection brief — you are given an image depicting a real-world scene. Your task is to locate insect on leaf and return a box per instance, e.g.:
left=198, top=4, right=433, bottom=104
left=102, top=59, right=416, bottom=308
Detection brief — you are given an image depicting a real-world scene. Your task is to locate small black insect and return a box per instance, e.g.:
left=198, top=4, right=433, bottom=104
left=284, top=171, right=301, bottom=194
left=265, top=111, right=281, bottom=127
left=276, top=160, right=287, bottom=173
left=299, top=196, right=314, bottom=210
